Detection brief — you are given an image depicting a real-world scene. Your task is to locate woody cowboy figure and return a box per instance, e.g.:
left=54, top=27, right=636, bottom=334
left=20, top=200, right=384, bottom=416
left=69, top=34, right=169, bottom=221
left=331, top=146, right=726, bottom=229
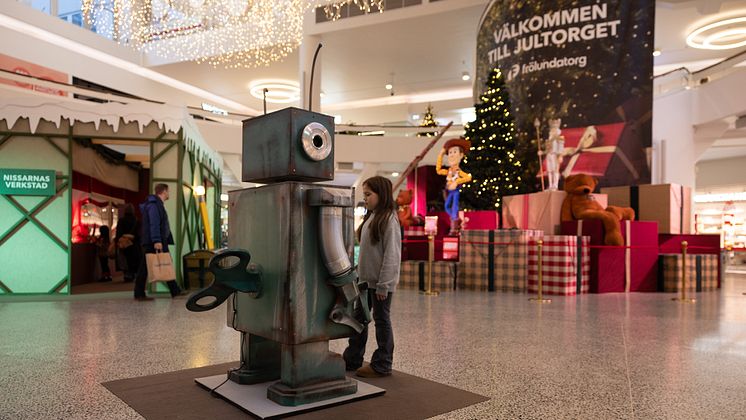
left=436, top=138, right=472, bottom=235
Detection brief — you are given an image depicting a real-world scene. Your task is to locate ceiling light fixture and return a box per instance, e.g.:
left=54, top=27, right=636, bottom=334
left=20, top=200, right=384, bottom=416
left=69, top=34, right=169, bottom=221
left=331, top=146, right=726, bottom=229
left=652, top=48, right=661, bottom=57
left=686, top=16, right=746, bottom=50
left=385, top=83, right=393, bottom=90
left=0, top=11, right=257, bottom=114
left=248, top=79, right=300, bottom=103
left=391, top=172, right=400, bottom=177
left=462, top=71, right=471, bottom=81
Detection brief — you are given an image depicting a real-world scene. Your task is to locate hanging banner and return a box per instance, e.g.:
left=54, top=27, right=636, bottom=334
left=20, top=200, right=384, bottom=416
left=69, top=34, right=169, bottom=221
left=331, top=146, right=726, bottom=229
left=0, top=168, right=56, bottom=196
left=0, top=53, right=69, bottom=97
left=476, top=1, right=654, bottom=187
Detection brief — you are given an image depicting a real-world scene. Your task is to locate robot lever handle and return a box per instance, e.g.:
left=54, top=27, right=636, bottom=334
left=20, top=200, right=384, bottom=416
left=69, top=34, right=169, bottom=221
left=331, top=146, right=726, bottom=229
left=185, top=249, right=262, bottom=312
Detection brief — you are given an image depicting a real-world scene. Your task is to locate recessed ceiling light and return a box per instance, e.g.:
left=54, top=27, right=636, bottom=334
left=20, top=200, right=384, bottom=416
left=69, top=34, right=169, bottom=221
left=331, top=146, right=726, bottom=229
left=462, top=71, right=471, bottom=81
left=687, top=16, right=746, bottom=50
left=652, top=48, right=661, bottom=57
left=248, top=79, right=300, bottom=103
left=385, top=83, right=393, bottom=90
left=391, top=172, right=400, bottom=177
left=411, top=114, right=420, bottom=120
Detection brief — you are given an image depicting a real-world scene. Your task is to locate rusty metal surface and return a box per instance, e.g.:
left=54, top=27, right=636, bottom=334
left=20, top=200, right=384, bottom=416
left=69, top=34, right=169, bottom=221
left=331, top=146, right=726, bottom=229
left=228, top=182, right=354, bottom=344
left=241, top=108, right=334, bottom=183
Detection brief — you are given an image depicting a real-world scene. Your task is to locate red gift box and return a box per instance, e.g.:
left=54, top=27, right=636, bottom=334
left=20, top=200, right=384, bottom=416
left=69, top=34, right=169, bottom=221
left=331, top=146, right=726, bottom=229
left=561, top=220, right=658, bottom=293
left=462, top=210, right=499, bottom=230
left=426, top=211, right=498, bottom=233
left=527, top=235, right=590, bottom=296
left=658, top=234, right=721, bottom=288
left=402, top=235, right=459, bottom=262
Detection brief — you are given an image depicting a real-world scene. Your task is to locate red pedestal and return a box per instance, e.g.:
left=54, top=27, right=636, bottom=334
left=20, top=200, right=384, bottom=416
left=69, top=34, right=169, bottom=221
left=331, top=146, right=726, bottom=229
left=405, top=165, right=444, bottom=220
left=561, top=220, right=658, bottom=293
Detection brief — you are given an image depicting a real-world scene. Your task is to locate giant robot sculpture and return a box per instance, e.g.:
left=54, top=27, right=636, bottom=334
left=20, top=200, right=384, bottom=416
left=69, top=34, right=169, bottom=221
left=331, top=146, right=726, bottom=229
left=186, top=107, right=371, bottom=406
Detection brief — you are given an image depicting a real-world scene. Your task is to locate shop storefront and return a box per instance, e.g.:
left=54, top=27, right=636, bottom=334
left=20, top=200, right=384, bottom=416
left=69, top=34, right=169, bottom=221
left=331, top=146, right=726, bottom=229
left=0, top=90, right=221, bottom=295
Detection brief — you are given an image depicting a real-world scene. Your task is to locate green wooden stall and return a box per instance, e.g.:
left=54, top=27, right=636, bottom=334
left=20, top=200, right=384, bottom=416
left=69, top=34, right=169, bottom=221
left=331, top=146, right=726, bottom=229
left=0, top=109, right=222, bottom=296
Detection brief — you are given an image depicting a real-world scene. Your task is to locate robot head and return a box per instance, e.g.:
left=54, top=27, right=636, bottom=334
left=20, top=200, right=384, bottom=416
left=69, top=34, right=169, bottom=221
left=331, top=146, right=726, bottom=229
left=242, top=107, right=335, bottom=183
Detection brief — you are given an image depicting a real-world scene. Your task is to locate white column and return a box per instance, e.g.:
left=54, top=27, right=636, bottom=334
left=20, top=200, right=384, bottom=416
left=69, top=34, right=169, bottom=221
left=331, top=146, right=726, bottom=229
left=652, top=89, right=696, bottom=188
left=299, top=33, right=322, bottom=112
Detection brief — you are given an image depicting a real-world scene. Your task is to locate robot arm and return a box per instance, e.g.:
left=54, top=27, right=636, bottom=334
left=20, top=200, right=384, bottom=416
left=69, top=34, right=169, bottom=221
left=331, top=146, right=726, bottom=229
left=308, top=189, right=371, bottom=332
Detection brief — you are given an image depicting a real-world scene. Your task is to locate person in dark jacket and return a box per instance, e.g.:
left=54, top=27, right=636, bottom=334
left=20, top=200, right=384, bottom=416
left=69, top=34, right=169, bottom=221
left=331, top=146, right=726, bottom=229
left=134, top=183, right=183, bottom=300
left=115, top=203, right=140, bottom=282
left=96, top=225, right=113, bottom=282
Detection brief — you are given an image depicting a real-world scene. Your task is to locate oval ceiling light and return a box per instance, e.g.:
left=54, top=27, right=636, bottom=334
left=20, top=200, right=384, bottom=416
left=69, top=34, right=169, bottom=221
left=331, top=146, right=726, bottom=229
left=686, top=16, right=746, bottom=50
left=249, top=79, right=300, bottom=103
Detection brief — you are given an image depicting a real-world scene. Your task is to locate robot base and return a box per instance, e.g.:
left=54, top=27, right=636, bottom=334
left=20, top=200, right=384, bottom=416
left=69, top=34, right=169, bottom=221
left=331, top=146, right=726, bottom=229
left=267, top=377, right=358, bottom=406
left=229, top=367, right=280, bottom=385
left=265, top=340, right=357, bottom=406
left=196, top=374, right=384, bottom=419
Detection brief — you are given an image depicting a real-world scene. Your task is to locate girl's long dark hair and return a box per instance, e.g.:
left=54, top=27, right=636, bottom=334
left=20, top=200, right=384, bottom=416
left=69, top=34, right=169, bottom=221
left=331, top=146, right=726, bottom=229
left=357, top=176, right=398, bottom=245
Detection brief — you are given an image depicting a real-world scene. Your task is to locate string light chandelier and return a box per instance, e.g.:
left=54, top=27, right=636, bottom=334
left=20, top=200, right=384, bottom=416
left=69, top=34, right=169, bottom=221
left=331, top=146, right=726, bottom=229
left=81, top=0, right=385, bottom=69
left=322, top=0, right=384, bottom=21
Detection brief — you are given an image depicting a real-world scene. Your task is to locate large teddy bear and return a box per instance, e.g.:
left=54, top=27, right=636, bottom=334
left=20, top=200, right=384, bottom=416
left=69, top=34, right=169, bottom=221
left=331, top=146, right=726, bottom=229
left=560, top=174, right=635, bottom=246
left=397, top=189, right=415, bottom=228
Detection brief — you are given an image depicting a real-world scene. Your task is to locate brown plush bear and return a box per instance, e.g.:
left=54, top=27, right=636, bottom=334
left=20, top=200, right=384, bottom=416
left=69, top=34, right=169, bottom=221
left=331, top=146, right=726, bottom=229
left=560, top=174, right=635, bottom=246
left=396, top=189, right=415, bottom=228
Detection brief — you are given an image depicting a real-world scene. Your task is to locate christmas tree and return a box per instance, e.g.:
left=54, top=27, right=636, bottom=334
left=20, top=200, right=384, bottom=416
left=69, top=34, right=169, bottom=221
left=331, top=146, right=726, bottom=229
left=417, top=104, right=438, bottom=137
left=460, top=68, right=538, bottom=211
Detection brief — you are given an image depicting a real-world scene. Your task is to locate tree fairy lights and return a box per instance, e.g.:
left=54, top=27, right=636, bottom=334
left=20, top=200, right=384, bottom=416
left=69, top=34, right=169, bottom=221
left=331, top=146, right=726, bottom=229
left=417, top=104, right=438, bottom=137
left=82, top=0, right=385, bottom=68
left=460, top=68, right=526, bottom=211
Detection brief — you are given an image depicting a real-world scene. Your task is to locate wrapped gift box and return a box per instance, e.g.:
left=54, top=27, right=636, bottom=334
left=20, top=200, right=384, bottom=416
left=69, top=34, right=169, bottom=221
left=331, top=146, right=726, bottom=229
left=402, top=235, right=459, bottom=262
left=527, top=235, right=590, bottom=296
left=462, top=210, right=499, bottom=230
left=457, top=229, right=543, bottom=292
left=399, top=260, right=457, bottom=291
left=658, top=233, right=721, bottom=288
left=600, top=184, right=692, bottom=234
left=424, top=211, right=498, bottom=233
left=658, top=254, right=718, bottom=292
left=503, top=190, right=607, bottom=235
left=404, top=226, right=425, bottom=236
left=443, top=237, right=459, bottom=260
left=561, top=220, right=658, bottom=293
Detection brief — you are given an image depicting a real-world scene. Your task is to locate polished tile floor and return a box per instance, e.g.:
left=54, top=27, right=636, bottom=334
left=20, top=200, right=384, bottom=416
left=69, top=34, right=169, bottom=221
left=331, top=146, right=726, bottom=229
left=2, top=275, right=746, bottom=419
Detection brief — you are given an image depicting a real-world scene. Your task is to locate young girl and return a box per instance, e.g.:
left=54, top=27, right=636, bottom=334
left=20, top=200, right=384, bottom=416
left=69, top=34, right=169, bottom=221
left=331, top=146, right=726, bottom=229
left=343, top=176, right=402, bottom=378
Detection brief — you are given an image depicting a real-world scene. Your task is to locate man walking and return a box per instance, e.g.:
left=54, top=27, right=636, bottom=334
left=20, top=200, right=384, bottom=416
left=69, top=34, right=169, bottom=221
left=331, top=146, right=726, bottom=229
left=134, top=183, right=183, bottom=300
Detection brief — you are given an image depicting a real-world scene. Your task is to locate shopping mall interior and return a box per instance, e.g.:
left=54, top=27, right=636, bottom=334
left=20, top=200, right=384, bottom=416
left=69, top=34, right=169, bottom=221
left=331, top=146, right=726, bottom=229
left=1, top=0, right=746, bottom=418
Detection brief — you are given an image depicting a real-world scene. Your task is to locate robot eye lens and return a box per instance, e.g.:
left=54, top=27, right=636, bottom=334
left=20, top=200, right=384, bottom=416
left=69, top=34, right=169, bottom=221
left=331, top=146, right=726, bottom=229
left=301, top=122, right=332, bottom=161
